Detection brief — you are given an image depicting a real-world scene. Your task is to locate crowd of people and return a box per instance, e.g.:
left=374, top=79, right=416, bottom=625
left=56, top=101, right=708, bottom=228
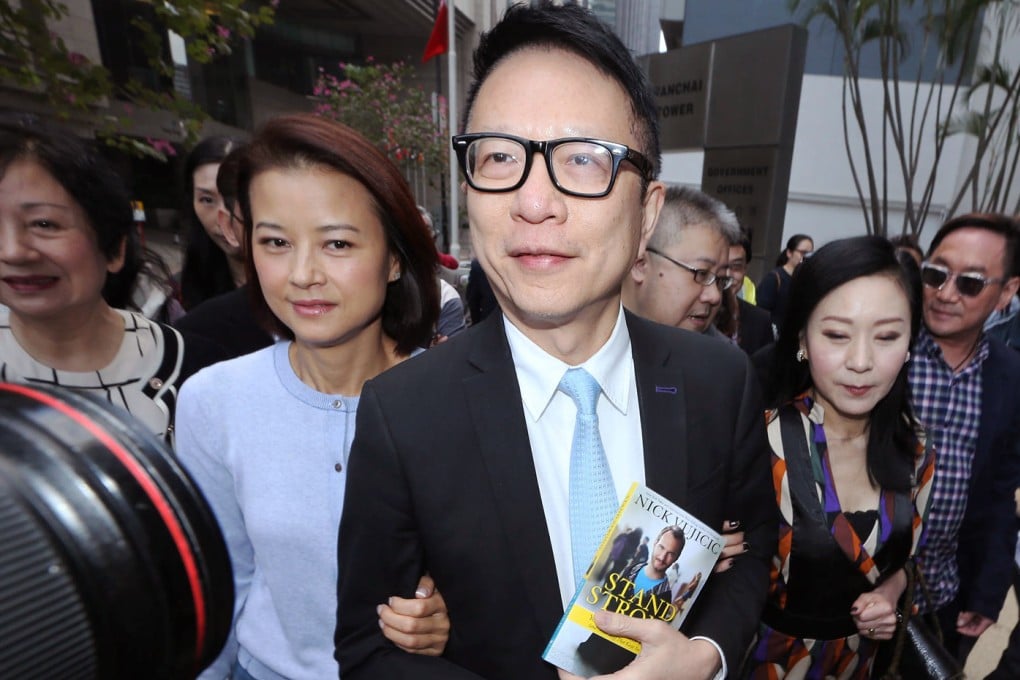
left=3, top=3, right=1020, bottom=680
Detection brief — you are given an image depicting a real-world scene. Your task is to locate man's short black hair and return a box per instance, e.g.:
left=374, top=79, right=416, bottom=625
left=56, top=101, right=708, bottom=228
left=927, top=213, right=1020, bottom=278
left=461, top=1, right=661, bottom=177
left=734, top=234, right=752, bottom=261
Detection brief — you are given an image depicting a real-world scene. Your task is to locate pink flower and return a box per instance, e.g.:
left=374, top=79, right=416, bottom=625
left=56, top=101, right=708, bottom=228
left=337, top=79, right=353, bottom=91
left=67, top=52, right=87, bottom=66
left=216, top=25, right=231, bottom=39
left=270, top=0, right=280, bottom=8
left=146, top=138, right=177, bottom=157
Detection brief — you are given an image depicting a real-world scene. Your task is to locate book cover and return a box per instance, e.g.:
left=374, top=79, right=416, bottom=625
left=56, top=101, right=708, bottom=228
left=542, top=482, right=723, bottom=677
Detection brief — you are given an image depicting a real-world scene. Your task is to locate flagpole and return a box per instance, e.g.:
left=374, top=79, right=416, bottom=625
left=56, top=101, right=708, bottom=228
left=447, top=0, right=460, bottom=260
left=432, top=1, right=447, bottom=252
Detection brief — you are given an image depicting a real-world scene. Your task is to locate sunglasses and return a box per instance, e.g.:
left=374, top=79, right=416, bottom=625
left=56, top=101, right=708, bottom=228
left=920, top=262, right=1006, bottom=297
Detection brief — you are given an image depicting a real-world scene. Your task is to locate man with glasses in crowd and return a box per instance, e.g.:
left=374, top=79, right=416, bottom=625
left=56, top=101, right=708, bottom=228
left=909, top=213, right=1020, bottom=664
left=334, top=4, right=774, bottom=679
left=621, top=186, right=739, bottom=340
left=722, top=234, right=775, bottom=355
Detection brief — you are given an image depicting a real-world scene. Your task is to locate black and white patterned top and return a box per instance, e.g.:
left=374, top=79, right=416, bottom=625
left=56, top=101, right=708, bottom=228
left=0, top=308, right=183, bottom=441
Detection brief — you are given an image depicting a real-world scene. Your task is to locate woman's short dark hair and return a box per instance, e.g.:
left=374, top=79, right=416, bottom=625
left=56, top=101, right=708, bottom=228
left=768, top=235, right=922, bottom=493
left=179, top=135, right=245, bottom=310
left=776, top=233, right=813, bottom=267
left=462, top=1, right=661, bottom=180
left=0, top=115, right=141, bottom=307
left=235, top=114, right=439, bottom=354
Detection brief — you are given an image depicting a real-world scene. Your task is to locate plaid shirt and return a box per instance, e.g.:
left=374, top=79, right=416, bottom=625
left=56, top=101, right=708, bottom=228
left=909, top=327, right=988, bottom=611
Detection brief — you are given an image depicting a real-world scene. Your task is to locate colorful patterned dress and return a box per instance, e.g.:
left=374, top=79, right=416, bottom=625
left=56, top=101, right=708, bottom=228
left=743, top=397, right=935, bottom=680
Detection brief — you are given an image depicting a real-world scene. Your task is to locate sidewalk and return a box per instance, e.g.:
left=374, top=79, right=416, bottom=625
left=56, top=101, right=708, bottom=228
left=966, top=587, right=1015, bottom=677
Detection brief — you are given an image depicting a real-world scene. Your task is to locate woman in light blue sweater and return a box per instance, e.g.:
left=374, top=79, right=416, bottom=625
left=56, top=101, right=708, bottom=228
left=176, top=114, right=444, bottom=680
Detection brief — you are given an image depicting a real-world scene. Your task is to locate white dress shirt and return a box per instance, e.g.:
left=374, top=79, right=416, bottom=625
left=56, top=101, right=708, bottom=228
left=503, top=306, right=727, bottom=679
left=503, top=306, right=645, bottom=608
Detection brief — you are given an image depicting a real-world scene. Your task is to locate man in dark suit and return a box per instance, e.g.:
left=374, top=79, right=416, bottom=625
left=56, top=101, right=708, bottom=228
left=908, top=213, right=1020, bottom=664
left=729, top=235, right=775, bottom=355
left=734, top=297, right=774, bottom=355
left=334, top=5, right=775, bottom=679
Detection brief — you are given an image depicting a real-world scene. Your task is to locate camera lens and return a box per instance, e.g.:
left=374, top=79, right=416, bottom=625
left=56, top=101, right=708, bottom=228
left=0, top=382, right=233, bottom=679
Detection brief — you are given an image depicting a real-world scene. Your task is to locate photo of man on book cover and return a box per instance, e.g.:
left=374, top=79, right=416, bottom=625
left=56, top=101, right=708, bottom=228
left=542, top=483, right=722, bottom=678
left=575, top=525, right=688, bottom=674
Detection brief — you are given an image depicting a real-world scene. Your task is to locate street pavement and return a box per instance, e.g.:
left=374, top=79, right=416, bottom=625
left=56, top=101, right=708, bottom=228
left=968, top=588, right=1015, bottom=678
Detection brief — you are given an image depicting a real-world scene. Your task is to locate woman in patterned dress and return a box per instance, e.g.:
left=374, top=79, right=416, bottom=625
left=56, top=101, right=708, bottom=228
left=744, top=236, right=936, bottom=679
left=0, top=117, right=219, bottom=442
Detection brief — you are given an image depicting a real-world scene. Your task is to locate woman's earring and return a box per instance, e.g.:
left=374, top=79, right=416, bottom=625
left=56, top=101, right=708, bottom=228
left=905, top=351, right=911, bottom=364
left=796, top=349, right=807, bottom=363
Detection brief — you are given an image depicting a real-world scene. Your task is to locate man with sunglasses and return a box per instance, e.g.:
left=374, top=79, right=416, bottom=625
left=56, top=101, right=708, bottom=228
left=622, top=186, right=740, bottom=339
left=908, top=213, right=1020, bottom=664
left=335, top=4, right=775, bottom=680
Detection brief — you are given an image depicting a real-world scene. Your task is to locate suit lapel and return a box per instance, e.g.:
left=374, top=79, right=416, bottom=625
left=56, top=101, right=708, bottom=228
left=463, top=316, right=564, bottom=638
left=974, top=341, right=1007, bottom=492
left=626, top=313, right=689, bottom=507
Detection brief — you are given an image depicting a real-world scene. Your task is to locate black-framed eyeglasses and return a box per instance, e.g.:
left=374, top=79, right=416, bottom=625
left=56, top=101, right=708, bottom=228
left=920, top=262, right=1006, bottom=298
left=646, top=247, right=735, bottom=291
left=452, top=133, right=655, bottom=198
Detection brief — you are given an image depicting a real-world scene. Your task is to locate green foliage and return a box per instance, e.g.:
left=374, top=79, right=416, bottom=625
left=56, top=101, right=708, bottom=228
left=0, top=0, right=277, bottom=159
left=312, top=59, right=448, bottom=189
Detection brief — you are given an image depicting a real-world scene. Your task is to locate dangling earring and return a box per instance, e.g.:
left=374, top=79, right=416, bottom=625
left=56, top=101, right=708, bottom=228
left=796, top=349, right=807, bottom=363
left=904, top=351, right=911, bottom=364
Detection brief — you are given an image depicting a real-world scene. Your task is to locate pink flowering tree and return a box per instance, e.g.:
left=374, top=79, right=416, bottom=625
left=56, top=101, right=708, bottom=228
left=313, top=59, right=449, bottom=194
left=0, top=0, right=277, bottom=159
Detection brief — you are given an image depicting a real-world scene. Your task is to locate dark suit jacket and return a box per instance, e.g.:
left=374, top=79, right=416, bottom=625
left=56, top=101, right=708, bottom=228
left=736, top=299, right=774, bottom=356
left=173, top=285, right=273, bottom=364
left=335, top=312, right=776, bottom=679
left=955, top=337, right=1020, bottom=621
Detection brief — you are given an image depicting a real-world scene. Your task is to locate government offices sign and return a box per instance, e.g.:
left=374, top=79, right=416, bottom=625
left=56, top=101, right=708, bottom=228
left=640, top=24, right=807, bottom=279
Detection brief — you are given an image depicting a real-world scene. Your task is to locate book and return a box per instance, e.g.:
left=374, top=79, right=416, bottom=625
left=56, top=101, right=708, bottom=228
left=542, top=482, right=723, bottom=677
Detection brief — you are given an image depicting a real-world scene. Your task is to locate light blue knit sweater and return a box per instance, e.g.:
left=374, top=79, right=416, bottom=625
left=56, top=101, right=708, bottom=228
left=176, top=342, right=358, bottom=680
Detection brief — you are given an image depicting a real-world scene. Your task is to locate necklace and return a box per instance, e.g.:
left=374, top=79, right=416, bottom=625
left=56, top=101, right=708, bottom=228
left=950, top=336, right=981, bottom=373
left=826, top=431, right=868, bottom=443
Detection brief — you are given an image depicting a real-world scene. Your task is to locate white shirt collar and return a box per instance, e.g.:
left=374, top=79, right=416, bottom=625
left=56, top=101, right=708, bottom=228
left=502, top=306, right=633, bottom=421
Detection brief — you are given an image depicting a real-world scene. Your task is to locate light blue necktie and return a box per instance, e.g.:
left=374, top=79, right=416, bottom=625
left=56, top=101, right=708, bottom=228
left=559, top=367, right=619, bottom=585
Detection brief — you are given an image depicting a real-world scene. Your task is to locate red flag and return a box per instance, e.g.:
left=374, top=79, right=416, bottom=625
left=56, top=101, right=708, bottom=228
left=422, top=0, right=449, bottom=63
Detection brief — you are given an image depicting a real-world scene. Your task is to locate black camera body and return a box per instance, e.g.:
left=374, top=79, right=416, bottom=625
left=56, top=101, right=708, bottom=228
left=0, top=382, right=233, bottom=679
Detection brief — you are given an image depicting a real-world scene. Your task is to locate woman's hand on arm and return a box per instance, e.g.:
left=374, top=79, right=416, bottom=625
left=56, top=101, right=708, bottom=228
left=378, top=573, right=450, bottom=656
left=850, top=568, right=906, bottom=641
left=714, top=520, right=747, bottom=573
